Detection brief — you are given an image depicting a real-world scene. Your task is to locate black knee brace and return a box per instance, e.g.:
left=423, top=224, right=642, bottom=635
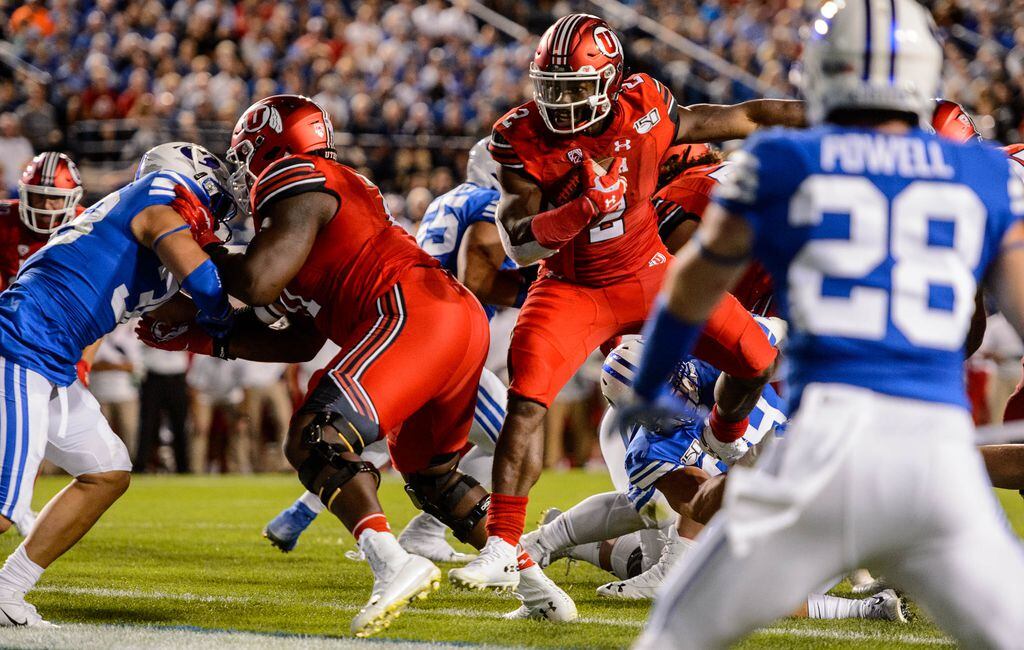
left=297, top=422, right=381, bottom=508
left=404, top=456, right=489, bottom=543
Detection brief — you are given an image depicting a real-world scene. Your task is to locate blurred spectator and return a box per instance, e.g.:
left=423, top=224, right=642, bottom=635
left=134, top=347, right=190, bottom=474
left=0, top=114, right=33, bottom=197
left=239, top=361, right=292, bottom=472
left=9, top=0, right=54, bottom=38
left=15, top=83, right=59, bottom=150
left=187, top=356, right=248, bottom=474
left=90, top=322, right=142, bottom=456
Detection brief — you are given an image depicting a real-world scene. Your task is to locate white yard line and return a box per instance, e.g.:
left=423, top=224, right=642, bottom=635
left=30, top=585, right=954, bottom=647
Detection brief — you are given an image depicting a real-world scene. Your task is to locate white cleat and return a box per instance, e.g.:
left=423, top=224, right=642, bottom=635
left=849, top=568, right=889, bottom=595
left=0, top=590, right=54, bottom=627
left=398, top=513, right=477, bottom=564
left=863, top=589, right=907, bottom=623
left=520, top=508, right=569, bottom=570
left=503, top=564, right=578, bottom=622
left=448, top=536, right=519, bottom=592
left=597, top=531, right=692, bottom=600
left=350, top=530, right=441, bottom=638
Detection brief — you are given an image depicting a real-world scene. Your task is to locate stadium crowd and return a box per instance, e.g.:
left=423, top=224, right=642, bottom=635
left=2, top=0, right=1024, bottom=472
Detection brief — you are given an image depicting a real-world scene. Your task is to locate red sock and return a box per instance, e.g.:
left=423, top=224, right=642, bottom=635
left=709, top=405, right=748, bottom=443
left=517, top=551, right=535, bottom=570
left=352, top=512, right=391, bottom=541
left=486, top=493, right=528, bottom=546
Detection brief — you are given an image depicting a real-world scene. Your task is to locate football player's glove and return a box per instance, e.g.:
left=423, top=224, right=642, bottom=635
left=136, top=317, right=213, bottom=356
left=171, top=185, right=222, bottom=250
left=581, top=156, right=626, bottom=215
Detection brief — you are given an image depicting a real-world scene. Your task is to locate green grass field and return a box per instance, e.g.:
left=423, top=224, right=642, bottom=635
left=0, top=471, right=1020, bottom=649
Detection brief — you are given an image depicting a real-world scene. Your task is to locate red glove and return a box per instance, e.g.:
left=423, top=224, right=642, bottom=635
left=75, top=359, right=91, bottom=387
left=136, top=317, right=213, bottom=355
left=171, top=185, right=221, bottom=249
left=581, top=157, right=627, bottom=215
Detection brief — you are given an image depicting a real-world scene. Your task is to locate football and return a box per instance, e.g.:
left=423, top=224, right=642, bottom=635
left=545, top=156, right=614, bottom=206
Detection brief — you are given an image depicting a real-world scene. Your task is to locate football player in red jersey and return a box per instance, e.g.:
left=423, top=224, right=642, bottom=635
left=139, top=95, right=573, bottom=633
left=930, top=99, right=1024, bottom=493
left=451, top=14, right=803, bottom=591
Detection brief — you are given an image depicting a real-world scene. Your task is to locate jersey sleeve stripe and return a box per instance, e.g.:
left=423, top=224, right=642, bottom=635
left=255, top=177, right=328, bottom=211
left=255, top=168, right=328, bottom=203
left=260, top=160, right=317, bottom=183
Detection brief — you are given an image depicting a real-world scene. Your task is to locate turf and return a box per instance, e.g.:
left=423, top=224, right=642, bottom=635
left=1, top=471, right=1020, bottom=649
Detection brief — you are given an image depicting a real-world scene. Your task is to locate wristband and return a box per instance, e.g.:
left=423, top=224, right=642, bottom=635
left=212, top=335, right=233, bottom=360
left=632, top=297, right=705, bottom=401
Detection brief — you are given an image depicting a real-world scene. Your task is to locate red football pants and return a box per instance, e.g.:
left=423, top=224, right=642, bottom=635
left=508, top=262, right=776, bottom=406
left=306, top=267, right=490, bottom=472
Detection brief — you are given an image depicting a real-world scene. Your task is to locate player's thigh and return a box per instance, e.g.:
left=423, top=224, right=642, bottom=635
left=598, top=409, right=630, bottom=491
left=0, top=360, right=52, bottom=524
left=468, top=368, right=507, bottom=454
left=508, top=278, right=619, bottom=406
left=46, top=383, right=132, bottom=477
left=643, top=512, right=844, bottom=649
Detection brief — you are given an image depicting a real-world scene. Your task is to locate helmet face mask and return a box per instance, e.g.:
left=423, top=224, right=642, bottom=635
left=225, top=139, right=257, bottom=216
left=17, top=152, right=84, bottom=235
left=137, top=142, right=241, bottom=226
left=531, top=14, right=624, bottom=135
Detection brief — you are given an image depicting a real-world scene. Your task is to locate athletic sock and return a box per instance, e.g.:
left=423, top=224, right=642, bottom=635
left=709, top=405, right=748, bottom=443
left=560, top=491, right=649, bottom=545
left=806, top=594, right=863, bottom=620
left=0, top=545, right=43, bottom=594
left=486, top=493, right=528, bottom=546
left=352, top=512, right=391, bottom=541
left=517, top=551, right=535, bottom=570
left=607, top=533, right=643, bottom=580
left=539, top=514, right=576, bottom=553
left=567, top=541, right=603, bottom=569
left=298, top=490, right=326, bottom=514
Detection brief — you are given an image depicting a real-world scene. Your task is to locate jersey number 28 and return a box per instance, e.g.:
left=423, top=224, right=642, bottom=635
left=788, top=176, right=984, bottom=350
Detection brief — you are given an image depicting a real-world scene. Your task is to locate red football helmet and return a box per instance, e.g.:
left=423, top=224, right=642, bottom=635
left=931, top=99, right=980, bottom=143
left=18, top=152, right=83, bottom=234
left=226, top=94, right=335, bottom=212
left=531, top=14, right=625, bottom=134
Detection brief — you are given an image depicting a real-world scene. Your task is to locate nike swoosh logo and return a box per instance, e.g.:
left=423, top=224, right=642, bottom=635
left=1, top=607, right=27, bottom=626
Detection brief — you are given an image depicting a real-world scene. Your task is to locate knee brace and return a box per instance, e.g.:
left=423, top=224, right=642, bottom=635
left=297, top=419, right=381, bottom=509
left=404, top=454, right=489, bottom=543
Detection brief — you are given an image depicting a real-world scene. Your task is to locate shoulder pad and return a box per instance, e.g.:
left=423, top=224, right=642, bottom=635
left=251, top=155, right=329, bottom=213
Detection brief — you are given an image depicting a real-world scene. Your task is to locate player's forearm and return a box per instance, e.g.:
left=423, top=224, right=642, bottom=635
left=226, top=311, right=325, bottom=363
left=500, top=196, right=597, bottom=266
left=204, top=245, right=280, bottom=307
left=741, top=99, right=806, bottom=130
left=463, top=265, right=527, bottom=308
left=677, top=100, right=805, bottom=142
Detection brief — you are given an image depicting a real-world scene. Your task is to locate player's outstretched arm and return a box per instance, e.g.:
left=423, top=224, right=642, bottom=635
left=457, top=221, right=531, bottom=308
left=674, top=100, right=805, bottom=144
left=205, top=192, right=337, bottom=306
left=988, top=220, right=1024, bottom=340
left=216, top=309, right=327, bottom=363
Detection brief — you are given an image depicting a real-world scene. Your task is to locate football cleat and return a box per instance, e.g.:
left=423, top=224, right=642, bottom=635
left=262, top=501, right=318, bottom=552
left=503, top=564, right=578, bottom=622
left=350, top=530, right=440, bottom=637
left=849, top=569, right=889, bottom=595
left=597, top=531, right=691, bottom=600
left=862, top=589, right=908, bottom=623
left=0, top=590, right=54, bottom=628
left=520, top=508, right=573, bottom=569
left=448, top=536, right=520, bottom=592
left=398, top=513, right=476, bottom=564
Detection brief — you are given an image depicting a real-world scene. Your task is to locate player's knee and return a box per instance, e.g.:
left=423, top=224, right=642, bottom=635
left=83, top=470, right=132, bottom=495
left=294, top=415, right=381, bottom=507
left=404, top=453, right=489, bottom=543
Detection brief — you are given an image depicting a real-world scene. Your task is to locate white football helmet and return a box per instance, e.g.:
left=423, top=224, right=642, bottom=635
left=136, top=142, right=240, bottom=223
left=802, top=0, right=942, bottom=125
left=466, top=138, right=499, bottom=190
left=601, top=337, right=643, bottom=407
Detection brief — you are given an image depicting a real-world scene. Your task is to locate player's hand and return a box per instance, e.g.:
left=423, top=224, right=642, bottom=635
left=195, top=304, right=234, bottom=340
left=136, top=316, right=213, bottom=355
left=171, top=185, right=222, bottom=250
left=75, top=359, right=91, bottom=388
left=581, top=156, right=627, bottom=215
left=699, top=420, right=752, bottom=465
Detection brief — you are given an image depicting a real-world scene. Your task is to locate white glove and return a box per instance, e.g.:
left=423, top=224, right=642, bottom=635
left=700, top=420, right=752, bottom=465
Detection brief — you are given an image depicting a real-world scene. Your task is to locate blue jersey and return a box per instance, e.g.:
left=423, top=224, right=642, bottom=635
left=0, top=171, right=196, bottom=385
left=715, top=126, right=1024, bottom=409
left=415, top=182, right=514, bottom=319
left=624, top=357, right=787, bottom=511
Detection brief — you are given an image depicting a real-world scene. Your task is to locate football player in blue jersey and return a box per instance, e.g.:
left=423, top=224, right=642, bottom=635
left=0, top=142, right=237, bottom=626
left=262, top=140, right=530, bottom=564
left=631, top=1, right=1024, bottom=647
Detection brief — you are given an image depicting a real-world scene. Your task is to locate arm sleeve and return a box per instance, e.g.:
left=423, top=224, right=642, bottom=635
left=251, top=157, right=329, bottom=213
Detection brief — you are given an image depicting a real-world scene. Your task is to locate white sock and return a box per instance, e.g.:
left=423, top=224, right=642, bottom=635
left=403, top=511, right=447, bottom=535
left=560, top=491, right=649, bottom=547
left=806, top=594, right=864, bottom=619
left=608, top=533, right=643, bottom=580
left=460, top=447, right=493, bottom=491
left=298, top=490, right=326, bottom=514
left=639, top=526, right=668, bottom=572
left=566, top=541, right=602, bottom=568
left=0, top=546, right=43, bottom=594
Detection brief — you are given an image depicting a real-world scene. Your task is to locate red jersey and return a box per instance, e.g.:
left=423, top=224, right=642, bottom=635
left=490, top=73, right=678, bottom=286
left=653, top=162, right=774, bottom=314
left=249, top=154, right=440, bottom=340
left=0, top=200, right=49, bottom=290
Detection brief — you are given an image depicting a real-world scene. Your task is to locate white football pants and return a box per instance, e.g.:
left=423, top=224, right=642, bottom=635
left=635, top=383, right=1024, bottom=650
